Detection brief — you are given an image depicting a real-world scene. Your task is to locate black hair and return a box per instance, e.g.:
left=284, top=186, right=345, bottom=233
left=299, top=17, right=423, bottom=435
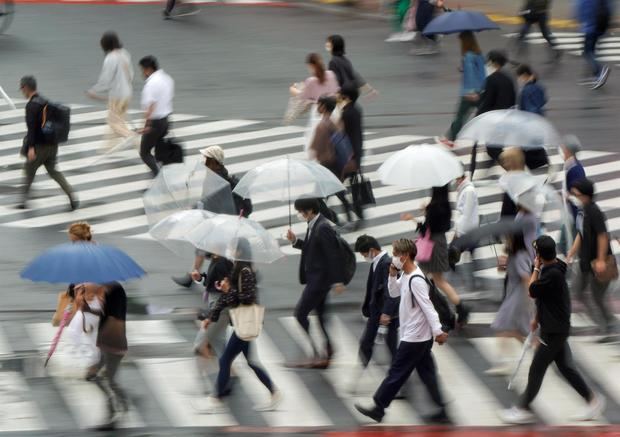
left=572, top=178, right=595, bottom=199
left=507, top=232, right=526, bottom=255
left=534, top=235, right=556, bottom=261
left=328, top=34, right=345, bottom=56
left=231, top=238, right=253, bottom=285
left=67, top=283, right=76, bottom=299
left=20, top=76, right=37, bottom=92
left=516, top=64, right=533, bottom=77
left=294, top=198, right=320, bottom=214
left=100, top=31, right=122, bottom=53
left=430, top=184, right=450, bottom=206
left=139, top=55, right=159, bottom=71
left=318, top=95, right=337, bottom=113
left=487, top=50, right=508, bottom=67
left=354, top=235, right=381, bottom=253
left=340, top=82, right=359, bottom=103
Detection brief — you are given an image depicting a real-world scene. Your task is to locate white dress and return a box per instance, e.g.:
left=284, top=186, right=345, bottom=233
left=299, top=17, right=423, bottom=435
left=67, top=298, right=102, bottom=368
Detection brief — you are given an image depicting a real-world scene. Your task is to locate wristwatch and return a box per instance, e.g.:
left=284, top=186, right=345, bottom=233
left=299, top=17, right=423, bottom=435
left=534, top=268, right=541, bottom=274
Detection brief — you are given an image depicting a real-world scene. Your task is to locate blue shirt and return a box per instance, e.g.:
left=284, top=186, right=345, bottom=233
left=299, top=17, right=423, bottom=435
left=461, top=52, right=486, bottom=96
left=519, top=81, right=547, bottom=115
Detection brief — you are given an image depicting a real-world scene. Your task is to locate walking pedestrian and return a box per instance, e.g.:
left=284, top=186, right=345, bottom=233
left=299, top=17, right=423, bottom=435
left=576, top=0, right=611, bottom=89
left=500, top=235, right=605, bottom=424
left=385, top=0, right=416, bottom=42
left=498, top=147, right=526, bottom=219
left=353, top=235, right=400, bottom=381
left=403, top=185, right=471, bottom=326
left=289, top=53, right=339, bottom=154
left=567, top=179, right=617, bottom=335
left=86, top=32, right=136, bottom=153
left=516, top=0, right=562, bottom=61
left=138, top=55, right=174, bottom=177
left=18, top=76, right=77, bottom=210
left=452, top=172, right=480, bottom=291
left=199, top=240, right=281, bottom=413
left=76, top=282, right=129, bottom=430
left=325, top=35, right=378, bottom=96
left=355, top=238, right=449, bottom=424
left=516, top=64, right=547, bottom=116
left=412, top=0, right=444, bottom=55
left=441, top=31, right=486, bottom=146
left=286, top=198, right=345, bottom=368
left=486, top=232, right=534, bottom=375
left=558, top=135, right=586, bottom=254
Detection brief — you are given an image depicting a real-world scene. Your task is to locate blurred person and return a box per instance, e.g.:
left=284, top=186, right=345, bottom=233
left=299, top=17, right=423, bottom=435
left=86, top=32, right=136, bottom=153
left=325, top=35, right=378, bottom=96
left=286, top=198, right=345, bottom=368
left=441, top=31, right=486, bottom=145
left=402, top=185, right=471, bottom=326
left=558, top=135, right=586, bottom=254
left=516, top=64, right=547, bottom=116
left=486, top=232, right=534, bottom=375
left=355, top=239, right=449, bottom=424
left=385, top=0, right=417, bottom=42
left=576, top=0, right=611, bottom=89
left=452, top=172, right=480, bottom=291
left=138, top=55, right=174, bottom=177
left=501, top=236, right=605, bottom=424
left=199, top=240, right=281, bottom=413
left=498, top=147, right=526, bottom=219
left=76, top=282, right=129, bottom=430
left=516, top=0, right=562, bottom=61
left=567, top=179, right=616, bottom=335
left=172, top=145, right=251, bottom=287
left=353, top=235, right=400, bottom=383
left=163, top=0, right=198, bottom=19
left=19, top=75, right=77, bottom=211
left=289, top=53, right=339, bottom=154
left=412, top=0, right=444, bottom=55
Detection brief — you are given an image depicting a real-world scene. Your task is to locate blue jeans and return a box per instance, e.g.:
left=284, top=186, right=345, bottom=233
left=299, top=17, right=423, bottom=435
left=584, top=32, right=603, bottom=76
left=216, top=332, right=273, bottom=398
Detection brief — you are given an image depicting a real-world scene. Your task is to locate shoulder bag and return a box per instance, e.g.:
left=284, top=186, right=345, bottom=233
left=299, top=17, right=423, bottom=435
left=229, top=267, right=265, bottom=341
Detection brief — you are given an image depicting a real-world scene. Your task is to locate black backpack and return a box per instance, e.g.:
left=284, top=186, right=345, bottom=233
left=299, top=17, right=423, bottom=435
left=409, top=274, right=456, bottom=332
left=35, top=97, right=71, bottom=144
left=228, top=174, right=253, bottom=217
left=596, top=0, right=611, bottom=34
left=336, top=233, right=356, bottom=285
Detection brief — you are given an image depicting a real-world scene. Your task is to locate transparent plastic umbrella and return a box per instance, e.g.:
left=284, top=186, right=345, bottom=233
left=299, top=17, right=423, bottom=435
left=457, top=109, right=562, bottom=149
left=143, top=160, right=235, bottom=229
left=378, top=144, right=463, bottom=189
left=149, top=209, right=216, bottom=255
left=186, top=214, right=284, bottom=264
left=499, top=172, right=548, bottom=203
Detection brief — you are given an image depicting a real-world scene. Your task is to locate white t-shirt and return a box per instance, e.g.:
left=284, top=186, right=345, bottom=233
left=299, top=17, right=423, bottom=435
left=388, top=266, right=443, bottom=343
left=141, top=69, right=174, bottom=120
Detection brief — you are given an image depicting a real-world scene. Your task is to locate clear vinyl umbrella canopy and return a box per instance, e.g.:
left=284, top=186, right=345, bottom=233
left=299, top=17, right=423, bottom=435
left=149, top=209, right=216, bottom=255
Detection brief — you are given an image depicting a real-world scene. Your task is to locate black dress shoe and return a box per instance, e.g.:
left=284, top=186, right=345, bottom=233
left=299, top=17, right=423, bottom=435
left=92, top=421, right=117, bottom=431
left=425, top=409, right=451, bottom=424
left=354, top=403, right=384, bottom=423
left=69, top=198, right=79, bottom=211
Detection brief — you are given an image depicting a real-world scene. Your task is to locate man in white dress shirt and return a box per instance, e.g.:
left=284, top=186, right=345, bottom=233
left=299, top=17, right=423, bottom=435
left=138, top=55, right=174, bottom=176
left=355, top=238, right=449, bottom=424
left=454, top=172, right=480, bottom=290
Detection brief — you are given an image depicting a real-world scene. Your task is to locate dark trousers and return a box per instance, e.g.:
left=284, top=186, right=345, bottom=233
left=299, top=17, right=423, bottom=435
left=359, top=314, right=399, bottom=367
left=23, top=144, right=73, bottom=202
left=93, top=351, right=128, bottom=416
left=140, top=117, right=169, bottom=177
left=415, top=0, right=437, bottom=42
left=521, top=333, right=592, bottom=409
left=295, top=284, right=332, bottom=357
left=165, top=0, right=176, bottom=12
left=216, top=332, right=273, bottom=398
left=584, top=32, right=603, bottom=76
left=575, top=269, right=613, bottom=332
left=447, top=97, right=478, bottom=141
left=374, top=339, right=444, bottom=411
left=518, top=14, right=556, bottom=48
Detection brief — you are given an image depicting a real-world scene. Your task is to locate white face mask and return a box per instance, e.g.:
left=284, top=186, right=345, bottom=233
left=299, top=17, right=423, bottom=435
left=297, top=212, right=307, bottom=222
left=364, top=255, right=373, bottom=262
left=325, top=43, right=332, bottom=53
left=569, top=195, right=583, bottom=209
left=392, top=256, right=404, bottom=270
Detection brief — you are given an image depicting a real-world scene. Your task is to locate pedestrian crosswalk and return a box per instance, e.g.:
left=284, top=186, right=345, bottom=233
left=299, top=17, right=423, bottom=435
left=0, top=314, right=619, bottom=432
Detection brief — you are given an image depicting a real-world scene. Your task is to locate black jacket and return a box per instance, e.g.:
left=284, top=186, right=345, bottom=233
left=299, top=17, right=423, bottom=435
left=341, top=102, right=363, bottom=168
left=293, top=214, right=342, bottom=286
left=578, top=202, right=612, bottom=272
left=361, top=253, right=399, bottom=318
left=529, top=260, right=571, bottom=335
left=201, top=256, right=234, bottom=294
left=476, top=70, right=517, bottom=115
left=23, top=94, right=51, bottom=152
left=328, top=55, right=365, bottom=88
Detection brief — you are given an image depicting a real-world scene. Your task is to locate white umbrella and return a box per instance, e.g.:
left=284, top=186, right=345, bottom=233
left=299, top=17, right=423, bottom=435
left=457, top=109, right=562, bottom=149
left=499, top=172, right=547, bottom=201
left=233, top=157, right=345, bottom=225
left=186, top=214, right=284, bottom=264
left=149, top=209, right=216, bottom=255
left=377, top=144, right=463, bottom=189
left=0, top=86, right=16, bottom=110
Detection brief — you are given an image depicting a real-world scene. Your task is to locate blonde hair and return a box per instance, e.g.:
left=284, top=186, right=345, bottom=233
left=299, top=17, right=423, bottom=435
left=499, top=147, right=526, bottom=171
left=392, top=238, right=417, bottom=260
left=68, top=222, right=92, bottom=242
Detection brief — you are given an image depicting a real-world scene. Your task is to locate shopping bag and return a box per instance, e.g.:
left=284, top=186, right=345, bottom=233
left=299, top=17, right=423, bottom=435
left=415, top=229, right=435, bottom=263
left=351, top=172, right=376, bottom=206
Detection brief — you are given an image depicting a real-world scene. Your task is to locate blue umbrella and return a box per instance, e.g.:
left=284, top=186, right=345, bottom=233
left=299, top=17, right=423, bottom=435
left=422, top=10, right=500, bottom=36
left=21, top=242, right=145, bottom=284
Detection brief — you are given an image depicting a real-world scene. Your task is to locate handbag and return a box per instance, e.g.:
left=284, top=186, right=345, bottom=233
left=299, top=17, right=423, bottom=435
left=228, top=268, right=265, bottom=341
left=415, top=228, right=435, bottom=263
left=351, top=172, right=376, bottom=206
left=591, top=255, right=619, bottom=283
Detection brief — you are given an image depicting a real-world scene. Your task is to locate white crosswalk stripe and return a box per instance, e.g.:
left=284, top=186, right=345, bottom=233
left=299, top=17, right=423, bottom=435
left=0, top=315, right=617, bottom=431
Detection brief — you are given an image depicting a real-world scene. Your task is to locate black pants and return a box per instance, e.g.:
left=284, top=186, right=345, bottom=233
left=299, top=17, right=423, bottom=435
left=374, top=339, right=444, bottom=411
left=23, top=144, right=74, bottom=202
left=294, top=283, right=332, bottom=357
left=93, top=351, right=128, bottom=417
left=521, top=333, right=592, bottom=409
left=140, top=117, right=169, bottom=177
left=359, top=313, right=399, bottom=367
left=575, top=269, right=613, bottom=333
left=518, top=13, right=557, bottom=49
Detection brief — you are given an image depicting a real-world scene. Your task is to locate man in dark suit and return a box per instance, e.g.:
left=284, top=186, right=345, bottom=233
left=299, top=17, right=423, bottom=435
left=19, top=76, right=77, bottom=210
left=355, top=235, right=399, bottom=371
left=287, top=198, right=344, bottom=368
left=340, top=84, right=365, bottom=225
left=470, top=50, right=517, bottom=179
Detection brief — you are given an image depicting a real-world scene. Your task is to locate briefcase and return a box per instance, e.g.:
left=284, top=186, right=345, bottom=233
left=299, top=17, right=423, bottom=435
left=155, top=138, right=184, bottom=165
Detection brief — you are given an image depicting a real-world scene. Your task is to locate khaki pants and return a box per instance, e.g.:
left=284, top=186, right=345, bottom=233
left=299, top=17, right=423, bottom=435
left=104, top=98, right=134, bottom=151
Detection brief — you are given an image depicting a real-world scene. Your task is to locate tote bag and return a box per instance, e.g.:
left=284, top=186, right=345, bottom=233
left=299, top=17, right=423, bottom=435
left=415, top=229, right=435, bottom=263
left=229, top=268, right=265, bottom=341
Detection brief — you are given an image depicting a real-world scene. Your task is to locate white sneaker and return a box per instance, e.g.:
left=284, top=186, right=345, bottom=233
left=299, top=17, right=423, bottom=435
left=385, top=32, right=403, bottom=42
left=499, top=406, right=536, bottom=424
left=192, top=396, right=226, bottom=414
left=254, top=390, right=283, bottom=412
left=573, top=392, right=606, bottom=421
left=399, top=31, right=417, bottom=41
